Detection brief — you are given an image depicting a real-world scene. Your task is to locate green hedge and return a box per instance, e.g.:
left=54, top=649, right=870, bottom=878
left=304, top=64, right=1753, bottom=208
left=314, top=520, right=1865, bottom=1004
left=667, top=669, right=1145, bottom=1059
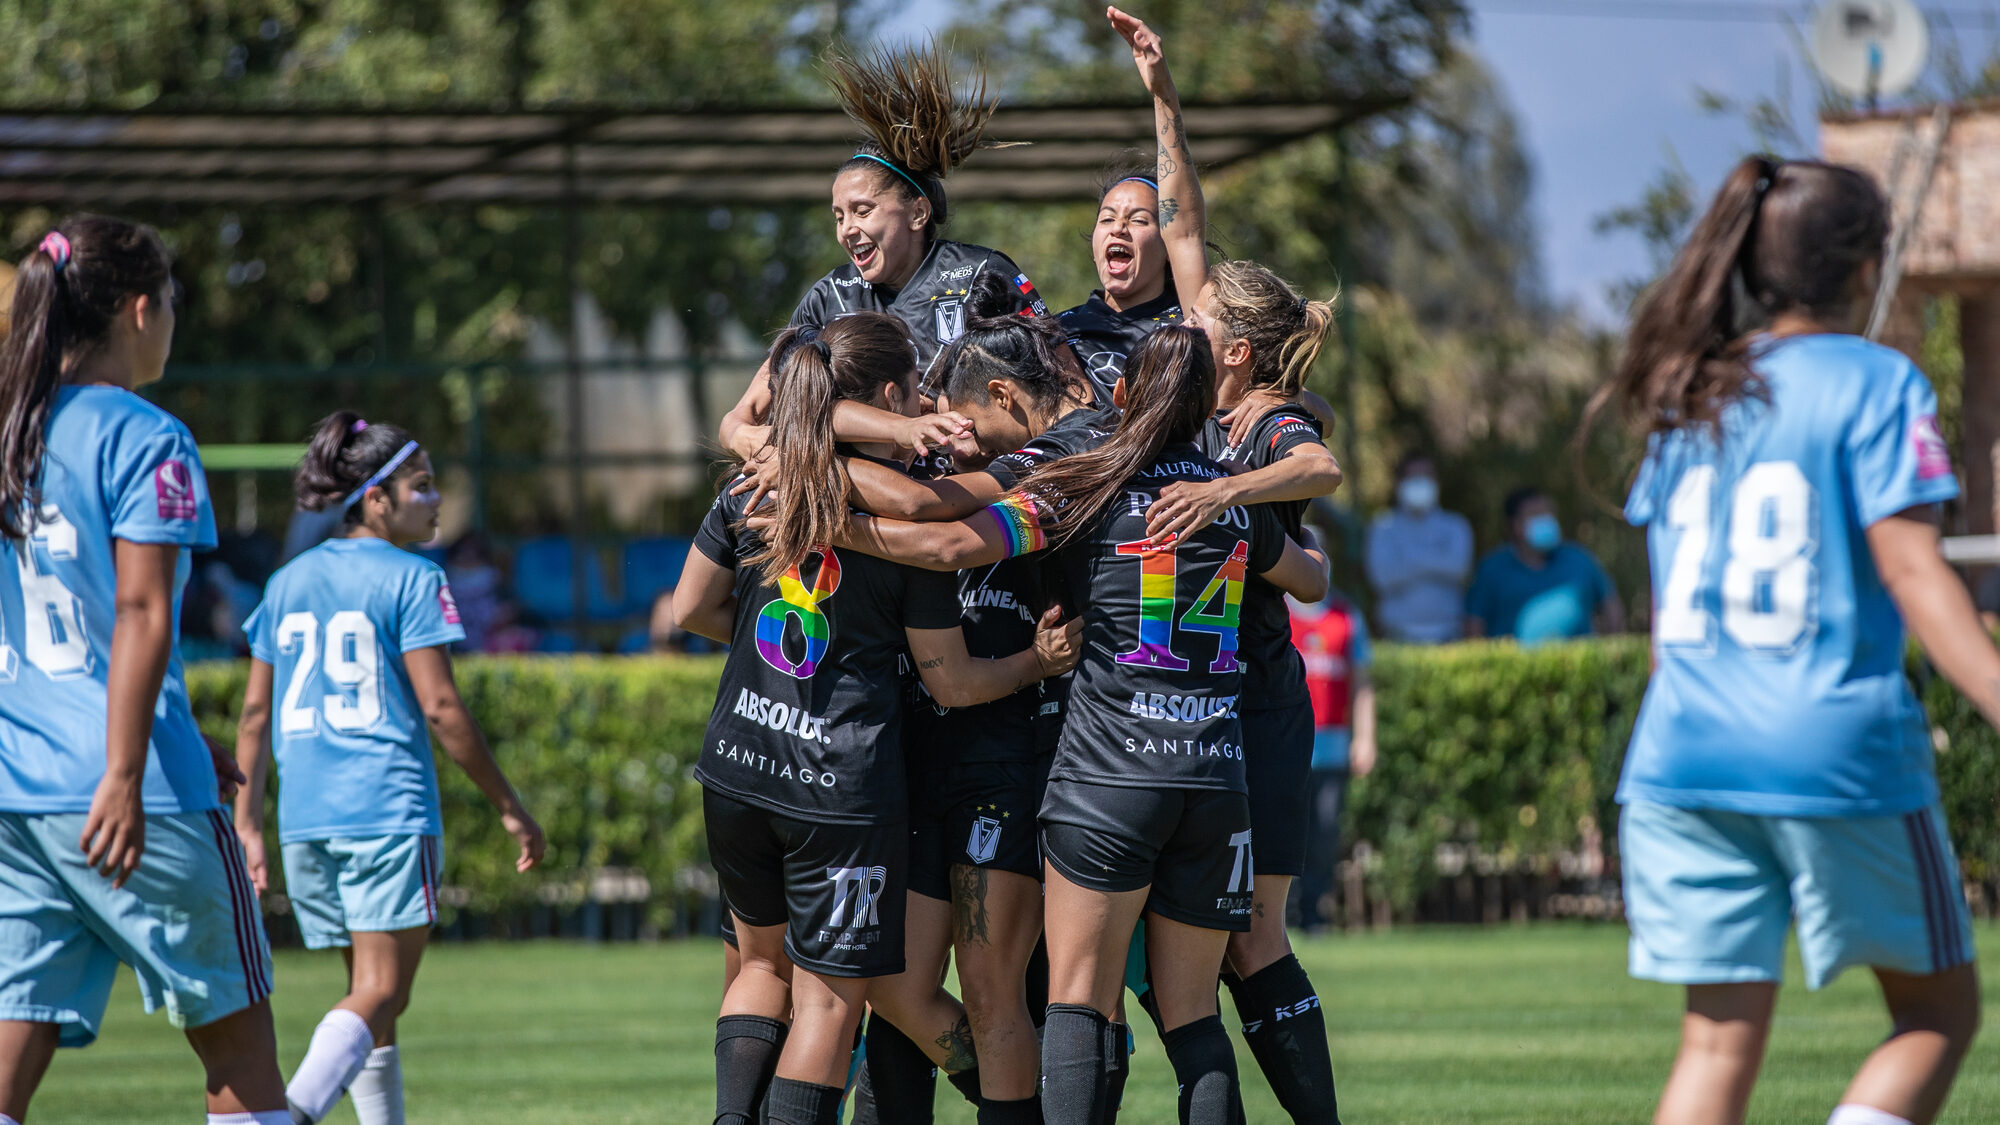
left=185, top=642, right=2000, bottom=925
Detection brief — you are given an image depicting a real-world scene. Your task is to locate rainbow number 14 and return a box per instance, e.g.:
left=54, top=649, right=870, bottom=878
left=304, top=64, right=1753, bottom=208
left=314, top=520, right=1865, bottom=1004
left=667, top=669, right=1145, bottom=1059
left=1112, top=537, right=1250, bottom=673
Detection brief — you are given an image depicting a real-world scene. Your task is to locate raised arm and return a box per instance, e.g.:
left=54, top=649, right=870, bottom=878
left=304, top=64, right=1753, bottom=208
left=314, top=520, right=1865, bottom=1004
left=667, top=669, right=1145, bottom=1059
left=905, top=606, right=1079, bottom=710
left=1110, top=7, right=1206, bottom=310
left=406, top=647, right=545, bottom=872
left=232, top=659, right=277, bottom=892
left=672, top=549, right=740, bottom=644
left=1871, top=508, right=2000, bottom=728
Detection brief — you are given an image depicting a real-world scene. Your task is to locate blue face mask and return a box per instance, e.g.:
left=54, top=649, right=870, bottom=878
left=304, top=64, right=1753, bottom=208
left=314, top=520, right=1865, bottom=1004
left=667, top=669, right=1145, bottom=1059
left=1525, top=513, right=1562, bottom=552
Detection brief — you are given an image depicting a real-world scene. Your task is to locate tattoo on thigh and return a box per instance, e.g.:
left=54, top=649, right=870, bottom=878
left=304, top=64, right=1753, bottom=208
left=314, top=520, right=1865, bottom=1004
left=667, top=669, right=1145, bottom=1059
left=937, top=1013, right=979, bottom=1074
left=951, top=864, right=991, bottom=946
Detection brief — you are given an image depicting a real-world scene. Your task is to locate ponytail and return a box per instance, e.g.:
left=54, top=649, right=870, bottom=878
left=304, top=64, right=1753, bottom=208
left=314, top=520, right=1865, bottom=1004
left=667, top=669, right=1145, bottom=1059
left=1013, top=325, right=1215, bottom=545
left=1594, top=155, right=1886, bottom=439
left=938, top=271, right=1075, bottom=412
left=745, top=313, right=917, bottom=584
left=1204, top=260, right=1337, bottom=399
left=0, top=215, right=171, bottom=540
left=296, top=411, right=420, bottom=525
left=826, top=39, right=999, bottom=233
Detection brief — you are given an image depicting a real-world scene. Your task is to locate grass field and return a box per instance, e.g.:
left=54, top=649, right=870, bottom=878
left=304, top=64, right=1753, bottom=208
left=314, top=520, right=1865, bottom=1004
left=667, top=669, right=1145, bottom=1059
left=32, top=922, right=2000, bottom=1123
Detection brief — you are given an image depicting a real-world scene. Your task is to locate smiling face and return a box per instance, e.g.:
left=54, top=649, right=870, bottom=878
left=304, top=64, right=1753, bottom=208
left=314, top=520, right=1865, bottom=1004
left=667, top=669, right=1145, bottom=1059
left=1092, top=180, right=1169, bottom=310
left=831, top=165, right=931, bottom=289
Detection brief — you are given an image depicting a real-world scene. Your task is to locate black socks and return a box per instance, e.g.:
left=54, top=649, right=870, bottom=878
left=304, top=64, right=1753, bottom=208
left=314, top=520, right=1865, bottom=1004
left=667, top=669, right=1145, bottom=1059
left=977, top=1095, right=1041, bottom=1125
left=1041, top=1003, right=1109, bottom=1125
left=763, top=1076, right=843, bottom=1125
left=1226, top=954, right=1338, bottom=1124
left=1103, top=1020, right=1131, bottom=1124
left=862, top=1012, right=938, bottom=1125
left=713, top=1014, right=785, bottom=1125
left=1163, top=1015, right=1243, bottom=1125
left=946, top=1066, right=983, bottom=1107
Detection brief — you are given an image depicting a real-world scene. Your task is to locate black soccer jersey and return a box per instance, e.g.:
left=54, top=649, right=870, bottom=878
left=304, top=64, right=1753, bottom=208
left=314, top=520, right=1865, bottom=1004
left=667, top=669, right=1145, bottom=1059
left=903, top=555, right=1051, bottom=767
left=693, top=478, right=961, bottom=825
left=789, top=240, right=1048, bottom=395
left=985, top=443, right=1287, bottom=793
left=1198, top=405, right=1325, bottom=707
left=1057, top=290, right=1183, bottom=406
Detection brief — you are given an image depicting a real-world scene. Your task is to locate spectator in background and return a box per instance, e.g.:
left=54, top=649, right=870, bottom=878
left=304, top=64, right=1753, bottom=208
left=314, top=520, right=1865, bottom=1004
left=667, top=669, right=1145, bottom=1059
left=1288, top=581, right=1375, bottom=933
left=1365, top=451, right=1473, bottom=643
left=1465, top=487, right=1623, bottom=644
left=446, top=532, right=507, bottom=651
left=648, top=589, right=691, bottom=654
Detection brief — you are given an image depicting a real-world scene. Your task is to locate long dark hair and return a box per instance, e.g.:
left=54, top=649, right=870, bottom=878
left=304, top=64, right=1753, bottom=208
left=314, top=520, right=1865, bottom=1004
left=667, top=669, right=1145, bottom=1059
left=826, top=40, right=998, bottom=235
left=295, top=411, right=422, bottom=525
left=938, top=271, right=1075, bottom=411
left=1593, top=156, right=1887, bottom=439
left=747, top=312, right=917, bottom=583
left=0, top=214, right=172, bottom=540
left=1014, top=325, right=1215, bottom=545
left=1205, top=260, right=1337, bottom=399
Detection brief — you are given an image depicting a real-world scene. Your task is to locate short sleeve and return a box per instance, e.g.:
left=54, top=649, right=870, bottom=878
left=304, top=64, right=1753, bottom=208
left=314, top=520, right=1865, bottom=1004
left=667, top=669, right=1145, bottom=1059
left=900, top=565, right=963, bottom=631
left=399, top=566, right=467, bottom=653
left=1263, top=411, right=1325, bottom=462
left=993, top=254, right=1049, bottom=318
left=245, top=597, right=275, bottom=664
left=981, top=494, right=1052, bottom=559
left=693, top=490, right=742, bottom=568
left=107, top=423, right=217, bottom=549
left=787, top=278, right=832, bottom=330
left=983, top=440, right=1057, bottom=491
left=1848, top=358, right=1960, bottom=526
left=1247, top=504, right=1287, bottom=575
left=1349, top=615, right=1373, bottom=668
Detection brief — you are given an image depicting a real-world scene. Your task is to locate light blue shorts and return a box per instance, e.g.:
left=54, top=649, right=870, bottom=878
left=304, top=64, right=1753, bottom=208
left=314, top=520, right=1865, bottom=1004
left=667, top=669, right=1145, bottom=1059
left=1621, top=800, right=1975, bottom=990
left=0, top=809, right=272, bottom=1046
left=282, top=835, right=442, bottom=950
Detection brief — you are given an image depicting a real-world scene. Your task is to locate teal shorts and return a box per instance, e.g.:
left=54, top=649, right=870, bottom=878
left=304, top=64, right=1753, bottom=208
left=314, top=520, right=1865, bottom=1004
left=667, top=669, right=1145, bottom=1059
left=1620, top=800, right=1974, bottom=990
left=0, top=809, right=272, bottom=1046
left=282, top=834, right=442, bottom=949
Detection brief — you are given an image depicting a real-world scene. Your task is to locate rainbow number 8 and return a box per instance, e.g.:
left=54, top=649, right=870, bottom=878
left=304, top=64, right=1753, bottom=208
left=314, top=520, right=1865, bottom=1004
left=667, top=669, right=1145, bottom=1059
left=755, top=548, right=843, bottom=679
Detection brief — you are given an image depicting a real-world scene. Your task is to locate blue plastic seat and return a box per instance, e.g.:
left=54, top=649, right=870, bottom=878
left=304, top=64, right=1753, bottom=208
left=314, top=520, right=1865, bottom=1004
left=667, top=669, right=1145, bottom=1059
left=512, top=537, right=620, bottom=623
left=621, top=536, right=694, bottom=616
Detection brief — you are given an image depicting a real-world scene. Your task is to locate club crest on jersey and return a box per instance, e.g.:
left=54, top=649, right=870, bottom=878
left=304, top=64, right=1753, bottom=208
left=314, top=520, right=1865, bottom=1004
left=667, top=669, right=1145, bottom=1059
left=966, top=817, right=1003, bottom=864
left=933, top=291, right=968, bottom=343
left=154, top=459, right=197, bottom=520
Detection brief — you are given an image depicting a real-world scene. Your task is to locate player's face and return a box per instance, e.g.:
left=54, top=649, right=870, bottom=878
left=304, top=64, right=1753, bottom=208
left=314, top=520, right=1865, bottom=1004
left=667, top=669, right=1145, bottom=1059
left=939, top=382, right=1033, bottom=462
left=1093, top=182, right=1167, bottom=307
left=872, top=369, right=924, bottom=420
left=1190, top=281, right=1237, bottom=375
left=831, top=167, right=930, bottom=288
left=385, top=453, right=442, bottom=546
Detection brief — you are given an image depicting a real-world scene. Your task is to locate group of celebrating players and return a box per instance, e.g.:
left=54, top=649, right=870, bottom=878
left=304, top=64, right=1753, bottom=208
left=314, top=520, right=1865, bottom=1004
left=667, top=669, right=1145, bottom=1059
left=0, top=4, right=1992, bottom=1125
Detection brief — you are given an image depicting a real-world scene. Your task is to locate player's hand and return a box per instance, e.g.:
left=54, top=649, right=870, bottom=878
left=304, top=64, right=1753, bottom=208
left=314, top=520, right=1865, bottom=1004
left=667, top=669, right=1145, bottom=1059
left=728, top=445, right=781, bottom=514
left=1108, top=7, right=1172, bottom=100
left=1032, top=605, right=1082, bottom=678
left=1146, top=479, right=1234, bottom=545
left=1224, top=388, right=1286, bottom=448
left=236, top=822, right=270, bottom=893
left=898, top=411, right=973, bottom=458
left=81, top=774, right=145, bottom=889
left=204, top=733, right=245, bottom=804
left=728, top=423, right=773, bottom=463
left=504, top=806, right=546, bottom=873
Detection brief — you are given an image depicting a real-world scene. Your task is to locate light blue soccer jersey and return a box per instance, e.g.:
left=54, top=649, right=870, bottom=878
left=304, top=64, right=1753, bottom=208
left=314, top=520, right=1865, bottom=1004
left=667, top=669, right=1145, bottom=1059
left=1620, top=334, right=1959, bottom=817
left=246, top=537, right=464, bottom=843
left=0, top=387, right=218, bottom=815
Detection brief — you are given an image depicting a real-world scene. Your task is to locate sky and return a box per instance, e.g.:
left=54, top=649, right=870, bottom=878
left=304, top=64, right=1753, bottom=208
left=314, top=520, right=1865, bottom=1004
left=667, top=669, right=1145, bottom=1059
left=886, top=1, right=1999, bottom=325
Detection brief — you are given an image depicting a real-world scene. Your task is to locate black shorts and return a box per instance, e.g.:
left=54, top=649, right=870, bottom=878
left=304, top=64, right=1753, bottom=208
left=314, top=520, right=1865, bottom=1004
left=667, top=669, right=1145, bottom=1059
left=909, top=760, right=1048, bottom=901
left=703, top=788, right=907, bottom=978
left=1038, top=778, right=1254, bottom=932
left=1242, top=704, right=1315, bottom=877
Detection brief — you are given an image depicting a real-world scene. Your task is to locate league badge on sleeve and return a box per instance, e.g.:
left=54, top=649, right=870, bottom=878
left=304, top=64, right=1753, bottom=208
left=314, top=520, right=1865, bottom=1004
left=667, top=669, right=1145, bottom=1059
left=438, top=584, right=463, bottom=625
left=154, top=459, right=198, bottom=520
left=1914, top=414, right=1953, bottom=481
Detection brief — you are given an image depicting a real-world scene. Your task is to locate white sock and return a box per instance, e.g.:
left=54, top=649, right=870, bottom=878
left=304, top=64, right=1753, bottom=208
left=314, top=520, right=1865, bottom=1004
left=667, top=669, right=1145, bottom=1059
left=206, top=1113, right=293, bottom=1125
left=1828, top=1107, right=1914, bottom=1125
left=349, top=1045, right=404, bottom=1125
left=284, top=1008, right=376, bottom=1122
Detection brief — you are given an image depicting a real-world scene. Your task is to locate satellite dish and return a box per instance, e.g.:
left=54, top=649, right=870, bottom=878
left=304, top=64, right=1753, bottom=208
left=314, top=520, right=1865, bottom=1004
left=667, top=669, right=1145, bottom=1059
left=1812, top=0, right=1930, bottom=103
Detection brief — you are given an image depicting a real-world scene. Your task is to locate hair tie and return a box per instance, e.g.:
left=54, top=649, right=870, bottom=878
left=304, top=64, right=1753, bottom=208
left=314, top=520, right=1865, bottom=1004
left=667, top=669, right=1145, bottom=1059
left=342, top=440, right=420, bottom=512
left=38, top=232, right=70, bottom=273
left=350, top=419, right=370, bottom=434
left=852, top=152, right=929, bottom=199
left=1116, top=176, right=1159, bottom=191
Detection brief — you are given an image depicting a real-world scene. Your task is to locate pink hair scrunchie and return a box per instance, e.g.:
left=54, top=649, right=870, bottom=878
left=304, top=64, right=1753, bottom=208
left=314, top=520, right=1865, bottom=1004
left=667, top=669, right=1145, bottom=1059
left=37, top=231, right=70, bottom=273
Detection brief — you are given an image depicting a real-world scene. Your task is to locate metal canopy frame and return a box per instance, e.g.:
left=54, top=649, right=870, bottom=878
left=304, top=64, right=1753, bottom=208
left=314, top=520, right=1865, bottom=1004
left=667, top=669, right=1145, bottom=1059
left=0, top=98, right=1403, bottom=206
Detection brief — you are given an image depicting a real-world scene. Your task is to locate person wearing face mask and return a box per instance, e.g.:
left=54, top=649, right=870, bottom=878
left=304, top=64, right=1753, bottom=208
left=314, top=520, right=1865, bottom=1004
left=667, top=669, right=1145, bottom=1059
left=1464, top=487, right=1623, bottom=644
left=1364, top=453, right=1474, bottom=643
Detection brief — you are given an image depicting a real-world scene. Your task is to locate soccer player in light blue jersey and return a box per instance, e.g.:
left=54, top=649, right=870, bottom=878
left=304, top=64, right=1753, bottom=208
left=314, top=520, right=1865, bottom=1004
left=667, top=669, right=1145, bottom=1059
left=233, top=411, right=544, bottom=1125
left=0, top=215, right=289, bottom=1125
left=1598, top=156, right=1996, bottom=1125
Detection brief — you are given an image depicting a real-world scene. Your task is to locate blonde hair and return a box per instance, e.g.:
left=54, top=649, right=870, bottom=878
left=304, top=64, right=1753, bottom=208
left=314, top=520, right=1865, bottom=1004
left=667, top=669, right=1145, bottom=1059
left=1205, top=260, right=1337, bottom=399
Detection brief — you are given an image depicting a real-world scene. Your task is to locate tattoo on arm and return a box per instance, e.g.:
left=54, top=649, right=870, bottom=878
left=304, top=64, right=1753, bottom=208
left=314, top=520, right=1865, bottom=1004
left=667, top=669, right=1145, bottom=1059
left=1157, top=143, right=1179, bottom=178
left=951, top=863, right=991, bottom=946
left=918, top=657, right=945, bottom=671
left=1167, top=111, right=1188, bottom=158
left=1160, top=197, right=1180, bottom=226
left=936, top=1013, right=979, bottom=1075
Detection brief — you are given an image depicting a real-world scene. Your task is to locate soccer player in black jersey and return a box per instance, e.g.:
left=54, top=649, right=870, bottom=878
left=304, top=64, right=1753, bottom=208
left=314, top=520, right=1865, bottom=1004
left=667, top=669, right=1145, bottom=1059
left=672, top=313, right=1078, bottom=1125
left=718, top=42, right=1047, bottom=466
left=824, top=326, right=1328, bottom=1125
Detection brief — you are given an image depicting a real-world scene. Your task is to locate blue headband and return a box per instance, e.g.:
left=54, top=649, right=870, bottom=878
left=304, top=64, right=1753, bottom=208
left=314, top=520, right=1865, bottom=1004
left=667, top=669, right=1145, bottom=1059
left=852, top=153, right=928, bottom=199
left=343, top=441, right=420, bottom=511
left=1114, top=176, right=1158, bottom=191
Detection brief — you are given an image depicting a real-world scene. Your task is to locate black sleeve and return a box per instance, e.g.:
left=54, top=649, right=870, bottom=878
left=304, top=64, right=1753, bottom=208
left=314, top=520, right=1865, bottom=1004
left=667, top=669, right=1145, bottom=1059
left=983, top=432, right=1065, bottom=490
left=1247, top=503, right=1288, bottom=576
left=992, top=252, right=1049, bottom=317
left=1262, top=409, right=1325, bottom=462
left=901, top=564, right=965, bottom=631
left=693, top=488, right=744, bottom=567
left=788, top=277, right=833, bottom=330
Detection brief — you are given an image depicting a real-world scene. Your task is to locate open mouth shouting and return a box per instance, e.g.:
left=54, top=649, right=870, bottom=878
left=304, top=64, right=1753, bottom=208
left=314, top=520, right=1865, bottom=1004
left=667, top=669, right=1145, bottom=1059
left=1102, top=241, right=1135, bottom=282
